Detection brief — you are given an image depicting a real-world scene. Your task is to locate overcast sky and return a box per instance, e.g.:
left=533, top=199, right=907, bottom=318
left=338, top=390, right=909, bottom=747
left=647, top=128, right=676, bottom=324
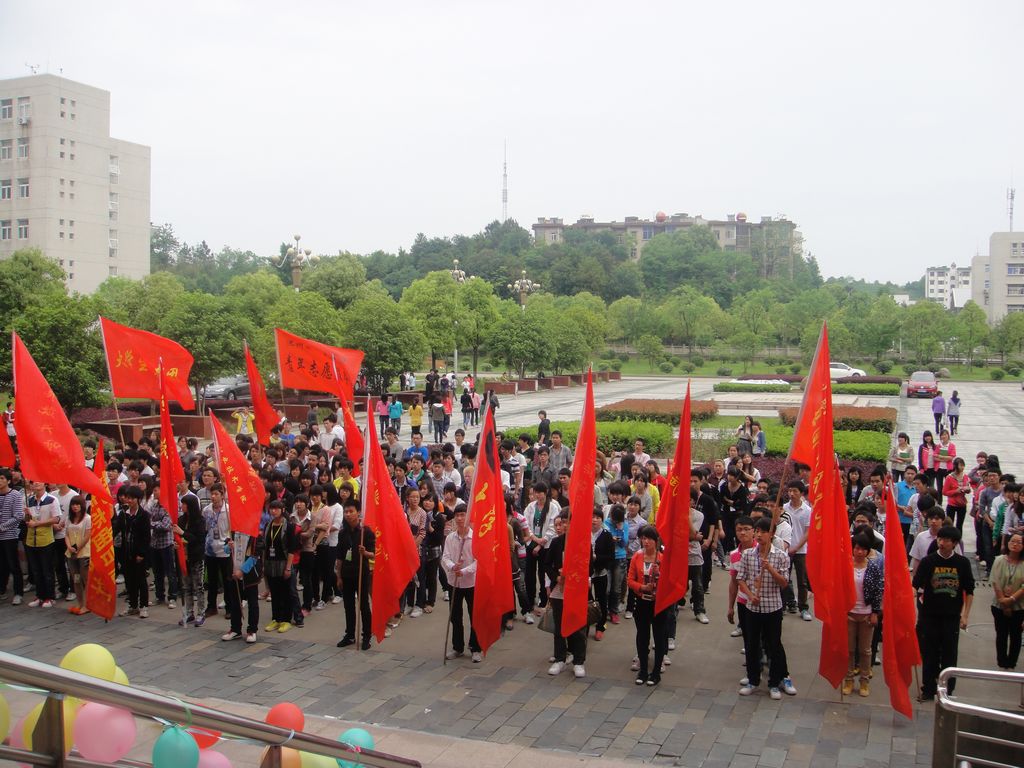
left=4, top=1, right=1023, bottom=283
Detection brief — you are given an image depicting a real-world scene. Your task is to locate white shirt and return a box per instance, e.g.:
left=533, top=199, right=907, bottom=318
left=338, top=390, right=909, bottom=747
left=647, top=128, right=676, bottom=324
left=785, top=500, right=813, bottom=554
left=524, top=499, right=561, bottom=547
left=441, top=528, right=477, bottom=588
left=55, top=489, right=77, bottom=540
left=688, top=508, right=704, bottom=565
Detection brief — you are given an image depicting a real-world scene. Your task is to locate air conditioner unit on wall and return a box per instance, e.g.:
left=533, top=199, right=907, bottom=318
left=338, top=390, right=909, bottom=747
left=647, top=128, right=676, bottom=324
left=17, top=117, right=29, bottom=125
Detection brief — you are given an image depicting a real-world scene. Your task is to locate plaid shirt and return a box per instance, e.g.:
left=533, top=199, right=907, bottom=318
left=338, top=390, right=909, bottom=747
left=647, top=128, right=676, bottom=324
left=735, top=544, right=790, bottom=614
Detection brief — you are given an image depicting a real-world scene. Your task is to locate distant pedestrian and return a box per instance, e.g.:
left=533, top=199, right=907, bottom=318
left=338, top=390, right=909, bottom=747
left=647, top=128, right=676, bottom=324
left=931, top=391, right=946, bottom=433
left=947, top=391, right=961, bottom=435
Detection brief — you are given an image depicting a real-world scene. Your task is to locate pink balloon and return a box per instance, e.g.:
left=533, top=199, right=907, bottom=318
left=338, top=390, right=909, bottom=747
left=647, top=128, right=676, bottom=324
left=10, top=715, right=30, bottom=768
left=198, top=750, right=233, bottom=768
left=75, top=703, right=136, bottom=763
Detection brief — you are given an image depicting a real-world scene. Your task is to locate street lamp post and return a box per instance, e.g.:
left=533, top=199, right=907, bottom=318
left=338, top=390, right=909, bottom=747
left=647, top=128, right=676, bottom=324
left=278, top=233, right=320, bottom=291
left=507, top=269, right=540, bottom=312
left=451, top=259, right=467, bottom=374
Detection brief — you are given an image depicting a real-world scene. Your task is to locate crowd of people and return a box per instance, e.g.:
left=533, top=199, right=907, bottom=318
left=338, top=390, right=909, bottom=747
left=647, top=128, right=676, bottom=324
left=0, top=392, right=1020, bottom=704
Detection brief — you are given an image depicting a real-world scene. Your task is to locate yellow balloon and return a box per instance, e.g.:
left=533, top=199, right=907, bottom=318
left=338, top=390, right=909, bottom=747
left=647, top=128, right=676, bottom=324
left=59, top=643, right=117, bottom=682
left=300, top=751, right=337, bottom=768
left=23, top=699, right=78, bottom=754
left=113, top=666, right=130, bottom=686
left=0, top=692, right=9, bottom=743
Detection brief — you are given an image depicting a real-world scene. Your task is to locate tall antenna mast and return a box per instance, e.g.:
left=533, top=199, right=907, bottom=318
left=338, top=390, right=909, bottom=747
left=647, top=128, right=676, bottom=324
left=502, top=141, right=508, bottom=222
left=1009, top=187, right=1016, bottom=231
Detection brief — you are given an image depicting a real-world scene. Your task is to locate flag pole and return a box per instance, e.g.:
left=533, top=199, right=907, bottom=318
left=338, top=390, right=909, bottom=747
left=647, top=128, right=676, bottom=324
left=98, top=319, right=127, bottom=448
left=355, top=413, right=371, bottom=650
left=273, top=329, right=287, bottom=425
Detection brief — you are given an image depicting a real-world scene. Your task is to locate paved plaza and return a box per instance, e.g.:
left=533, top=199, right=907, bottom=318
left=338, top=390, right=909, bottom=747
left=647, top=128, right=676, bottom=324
left=1, top=377, right=1021, bottom=767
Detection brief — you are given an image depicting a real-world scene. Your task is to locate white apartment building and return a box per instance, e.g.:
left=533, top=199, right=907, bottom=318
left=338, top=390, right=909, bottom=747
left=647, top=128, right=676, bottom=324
left=0, top=74, right=150, bottom=293
left=924, top=262, right=971, bottom=309
left=971, top=233, right=1024, bottom=323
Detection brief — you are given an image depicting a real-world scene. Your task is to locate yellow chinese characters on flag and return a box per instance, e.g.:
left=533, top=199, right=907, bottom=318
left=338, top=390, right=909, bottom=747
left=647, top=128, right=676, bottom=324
left=85, top=439, right=117, bottom=621
left=209, top=414, right=264, bottom=538
left=99, top=317, right=195, bottom=409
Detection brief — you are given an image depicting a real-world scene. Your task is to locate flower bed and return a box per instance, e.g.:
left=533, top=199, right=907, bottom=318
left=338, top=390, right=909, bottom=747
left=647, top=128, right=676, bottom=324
left=830, top=383, right=900, bottom=396
left=735, top=374, right=804, bottom=383
left=702, top=456, right=881, bottom=485
left=509, top=420, right=674, bottom=456
left=712, top=383, right=793, bottom=393
left=777, top=405, right=897, bottom=433
left=595, top=399, right=719, bottom=425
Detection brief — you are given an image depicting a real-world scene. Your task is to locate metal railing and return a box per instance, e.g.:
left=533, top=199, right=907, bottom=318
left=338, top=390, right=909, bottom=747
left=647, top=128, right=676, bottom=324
left=933, top=667, right=1024, bottom=768
left=0, top=651, right=421, bottom=768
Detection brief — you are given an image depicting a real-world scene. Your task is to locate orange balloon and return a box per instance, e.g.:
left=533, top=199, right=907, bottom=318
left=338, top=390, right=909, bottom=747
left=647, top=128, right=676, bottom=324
left=187, top=726, right=221, bottom=750
left=261, top=746, right=300, bottom=768
left=265, top=703, right=304, bottom=732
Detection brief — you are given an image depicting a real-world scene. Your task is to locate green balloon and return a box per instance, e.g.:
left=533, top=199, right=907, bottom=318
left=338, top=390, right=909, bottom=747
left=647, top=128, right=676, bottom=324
left=152, top=726, right=199, bottom=768
left=337, top=728, right=374, bottom=768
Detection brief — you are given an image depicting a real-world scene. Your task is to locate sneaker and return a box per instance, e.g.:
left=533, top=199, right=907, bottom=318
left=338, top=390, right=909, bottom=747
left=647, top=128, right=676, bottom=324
left=302, top=608, right=312, bottom=617
left=800, top=610, right=813, bottom=622
left=66, top=592, right=76, bottom=602
left=624, top=610, right=633, bottom=620
left=384, top=627, right=392, bottom=638
left=264, top=593, right=272, bottom=602
left=697, top=613, right=709, bottom=624
left=139, top=607, right=149, bottom=618
left=194, top=615, right=206, bottom=627
left=573, top=665, right=585, bottom=678
left=221, top=631, right=242, bottom=641
left=331, top=595, right=342, bottom=604
left=41, top=600, right=54, bottom=608
left=12, top=595, right=22, bottom=606
left=740, top=677, right=749, bottom=686
left=786, top=605, right=798, bottom=614
left=410, top=607, right=424, bottom=618
left=664, top=655, right=672, bottom=666
left=361, top=639, right=371, bottom=650
left=277, top=622, right=292, bottom=633
left=594, top=630, right=604, bottom=641
left=68, top=605, right=80, bottom=615
left=443, top=593, right=450, bottom=601
left=116, top=574, right=125, bottom=584
left=265, top=621, right=281, bottom=632
left=842, top=677, right=854, bottom=695
left=218, top=600, right=226, bottom=609
left=631, top=657, right=640, bottom=671
left=472, top=652, right=482, bottom=663
left=315, top=600, right=326, bottom=611
left=524, top=613, right=535, bottom=625
left=424, top=605, right=433, bottom=614
left=739, top=683, right=755, bottom=696
left=549, top=656, right=557, bottom=663
left=769, top=687, right=782, bottom=700
left=668, top=638, right=676, bottom=650
left=446, top=650, right=464, bottom=660
left=337, top=636, right=355, bottom=648
left=730, top=627, right=743, bottom=637
left=782, top=678, right=797, bottom=696
left=635, top=676, right=646, bottom=686
left=28, top=599, right=41, bottom=608
left=548, top=662, right=565, bottom=675
left=119, top=606, right=138, bottom=616
left=610, top=613, right=620, bottom=625
left=646, top=676, right=658, bottom=686
left=168, top=599, right=177, bottom=609
left=858, top=679, right=870, bottom=697
left=178, top=614, right=195, bottom=627
left=660, top=662, right=666, bottom=673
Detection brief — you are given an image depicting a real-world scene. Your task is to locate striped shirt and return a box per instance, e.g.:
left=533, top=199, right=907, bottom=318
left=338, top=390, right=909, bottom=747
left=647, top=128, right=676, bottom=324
left=735, top=544, right=790, bottom=614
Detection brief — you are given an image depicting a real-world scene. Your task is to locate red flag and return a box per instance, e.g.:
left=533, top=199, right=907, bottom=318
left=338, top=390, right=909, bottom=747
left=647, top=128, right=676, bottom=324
left=99, top=317, right=195, bottom=409
left=655, top=380, right=692, bottom=614
left=561, top=368, right=596, bottom=637
left=789, top=322, right=856, bottom=689
left=0, top=426, right=14, bottom=468
left=85, top=439, right=117, bottom=621
left=334, top=370, right=364, bottom=476
left=882, top=477, right=921, bottom=718
left=274, top=328, right=363, bottom=394
left=11, top=333, right=109, bottom=502
left=158, top=363, right=189, bottom=575
left=244, top=342, right=279, bottom=447
left=362, top=414, right=419, bottom=643
left=469, top=406, right=514, bottom=654
left=209, top=414, right=264, bottom=538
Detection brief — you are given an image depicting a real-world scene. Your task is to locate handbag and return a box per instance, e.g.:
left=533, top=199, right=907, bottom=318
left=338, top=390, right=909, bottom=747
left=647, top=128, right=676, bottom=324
left=538, top=604, right=555, bottom=633
left=587, top=600, right=602, bottom=627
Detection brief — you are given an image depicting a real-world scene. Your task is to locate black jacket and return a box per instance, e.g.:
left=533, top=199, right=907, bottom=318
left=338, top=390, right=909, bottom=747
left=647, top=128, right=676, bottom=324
left=178, top=494, right=207, bottom=564
left=337, top=523, right=375, bottom=578
left=592, top=528, right=615, bottom=573
left=545, top=533, right=593, bottom=585
left=122, top=506, right=151, bottom=559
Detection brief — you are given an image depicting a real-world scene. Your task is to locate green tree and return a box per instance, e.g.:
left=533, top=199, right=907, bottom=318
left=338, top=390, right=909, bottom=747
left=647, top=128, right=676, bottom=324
left=990, top=312, right=1024, bottom=363
left=901, top=301, right=951, bottom=365
left=94, top=272, right=187, bottom=331
left=455, top=277, right=500, bottom=376
left=343, top=294, right=426, bottom=392
left=607, top=297, right=657, bottom=344
left=0, top=249, right=67, bottom=333
left=857, top=295, right=902, bottom=362
left=658, top=286, right=722, bottom=356
left=486, top=305, right=554, bottom=380
left=954, top=301, right=990, bottom=366
left=300, top=252, right=368, bottom=310
left=604, top=262, right=644, bottom=302
left=150, top=222, right=180, bottom=272
left=728, top=329, right=764, bottom=372
left=399, top=271, right=459, bottom=369
left=158, top=294, right=254, bottom=405
left=224, top=271, right=289, bottom=326
left=635, top=334, right=664, bottom=370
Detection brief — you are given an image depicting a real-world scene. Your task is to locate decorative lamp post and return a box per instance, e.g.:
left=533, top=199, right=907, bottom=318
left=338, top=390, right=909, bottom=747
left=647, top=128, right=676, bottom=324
left=278, top=233, right=320, bottom=291
left=507, top=269, right=540, bottom=311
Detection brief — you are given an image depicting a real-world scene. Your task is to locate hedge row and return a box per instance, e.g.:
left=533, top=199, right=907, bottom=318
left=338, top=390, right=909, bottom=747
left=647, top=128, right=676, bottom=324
left=777, top=405, right=897, bottom=433
left=595, top=398, right=719, bottom=425
left=831, top=383, right=900, bottom=395
left=712, top=383, right=793, bottom=393
left=834, top=375, right=902, bottom=385
left=511, top=420, right=674, bottom=456
left=746, top=424, right=889, bottom=462
left=735, top=374, right=804, bottom=383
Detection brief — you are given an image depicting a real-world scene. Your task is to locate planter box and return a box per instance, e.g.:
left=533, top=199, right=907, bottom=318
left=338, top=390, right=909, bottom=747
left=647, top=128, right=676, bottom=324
left=596, top=371, right=611, bottom=382
left=486, top=381, right=518, bottom=395
left=569, top=374, right=585, bottom=385
left=81, top=413, right=213, bottom=443
left=608, top=371, right=622, bottom=381
left=516, top=380, right=538, bottom=392
left=537, top=378, right=555, bottom=389
left=551, top=376, right=570, bottom=387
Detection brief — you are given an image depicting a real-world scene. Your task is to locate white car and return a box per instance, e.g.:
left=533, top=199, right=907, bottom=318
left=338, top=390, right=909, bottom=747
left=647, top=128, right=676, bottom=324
left=829, top=361, right=866, bottom=379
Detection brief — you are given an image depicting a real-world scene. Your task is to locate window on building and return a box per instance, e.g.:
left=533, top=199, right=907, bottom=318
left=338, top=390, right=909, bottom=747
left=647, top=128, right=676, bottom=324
left=69, top=192, right=74, bottom=200
left=0, top=179, right=9, bottom=200
left=60, top=138, right=65, bottom=146
left=642, top=226, right=653, bottom=241
left=109, top=210, right=117, bottom=222
left=69, top=180, right=74, bottom=187
left=0, top=99, right=11, bottom=120
left=59, top=191, right=64, bottom=199
left=109, top=247, right=117, bottom=259
left=1007, top=264, right=1024, bottom=275
left=1008, top=286, right=1024, bottom=296
left=70, top=100, right=76, bottom=107
left=16, top=219, right=28, bottom=239
left=68, top=232, right=74, bottom=240
left=17, top=179, right=28, bottom=198
left=16, top=138, right=28, bottom=159
left=60, top=97, right=65, bottom=105
left=69, top=154, right=75, bottom=161
left=60, top=111, right=65, bottom=118
left=68, top=273, right=74, bottom=280
left=70, top=113, right=76, bottom=121
left=69, top=140, right=75, bottom=147
left=59, top=152, right=65, bottom=160
left=0, top=221, right=10, bottom=240
left=59, top=232, right=64, bottom=239
left=108, top=266, right=117, bottom=276
left=0, top=140, right=11, bottom=160
left=69, top=220, right=74, bottom=227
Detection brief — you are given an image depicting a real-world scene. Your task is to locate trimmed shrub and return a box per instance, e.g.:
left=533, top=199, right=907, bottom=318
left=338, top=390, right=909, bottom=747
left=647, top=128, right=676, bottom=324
left=775, top=367, right=788, bottom=374
left=682, top=362, right=696, bottom=373
left=512, top=420, right=674, bottom=455
left=716, top=367, right=733, bottom=376
left=658, top=361, right=674, bottom=373
left=789, top=364, right=801, bottom=374
left=618, top=353, right=630, bottom=363
left=927, top=363, right=941, bottom=373
left=610, top=361, right=623, bottom=371
left=604, top=348, right=617, bottom=359
left=834, top=375, right=901, bottom=385
left=596, top=398, right=719, bottom=425
left=482, top=364, right=493, bottom=372
left=698, top=425, right=888, bottom=462
left=1007, top=366, right=1021, bottom=377
left=778, top=405, right=897, bottom=433
left=737, top=373, right=803, bottom=383
left=459, top=362, right=471, bottom=371
left=831, top=383, right=900, bottom=395
left=990, top=368, right=1006, bottom=380
left=902, top=364, right=916, bottom=375
left=668, top=355, right=681, bottom=366
left=597, top=361, right=610, bottom=372
left=690, top=355, right=704, bottom=367
left=875, top=360, right=893, bottom=374
left=713, top=383, right=791, bottom=393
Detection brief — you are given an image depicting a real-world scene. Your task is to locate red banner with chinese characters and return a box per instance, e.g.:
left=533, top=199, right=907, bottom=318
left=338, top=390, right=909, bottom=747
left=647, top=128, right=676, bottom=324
left=469, top=405, right=514, bottom=654
left=655, top=380, right=692, bottom=615
left=209, top=414, right=264, bottom=538
left=11, top=332, right=109, bottom=502
left=274, top=328, right=363, bottom=394
left=158, top=363, right=188, bottom=574
left=85, top=439, right=116, bottom=621
left=561, top=368, right=596, bottom=637
left=244, top=342, right=279, bottom=447
left=99, top=317, right=195, bottom=410
left=883, top=478, right=921, bottom=718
